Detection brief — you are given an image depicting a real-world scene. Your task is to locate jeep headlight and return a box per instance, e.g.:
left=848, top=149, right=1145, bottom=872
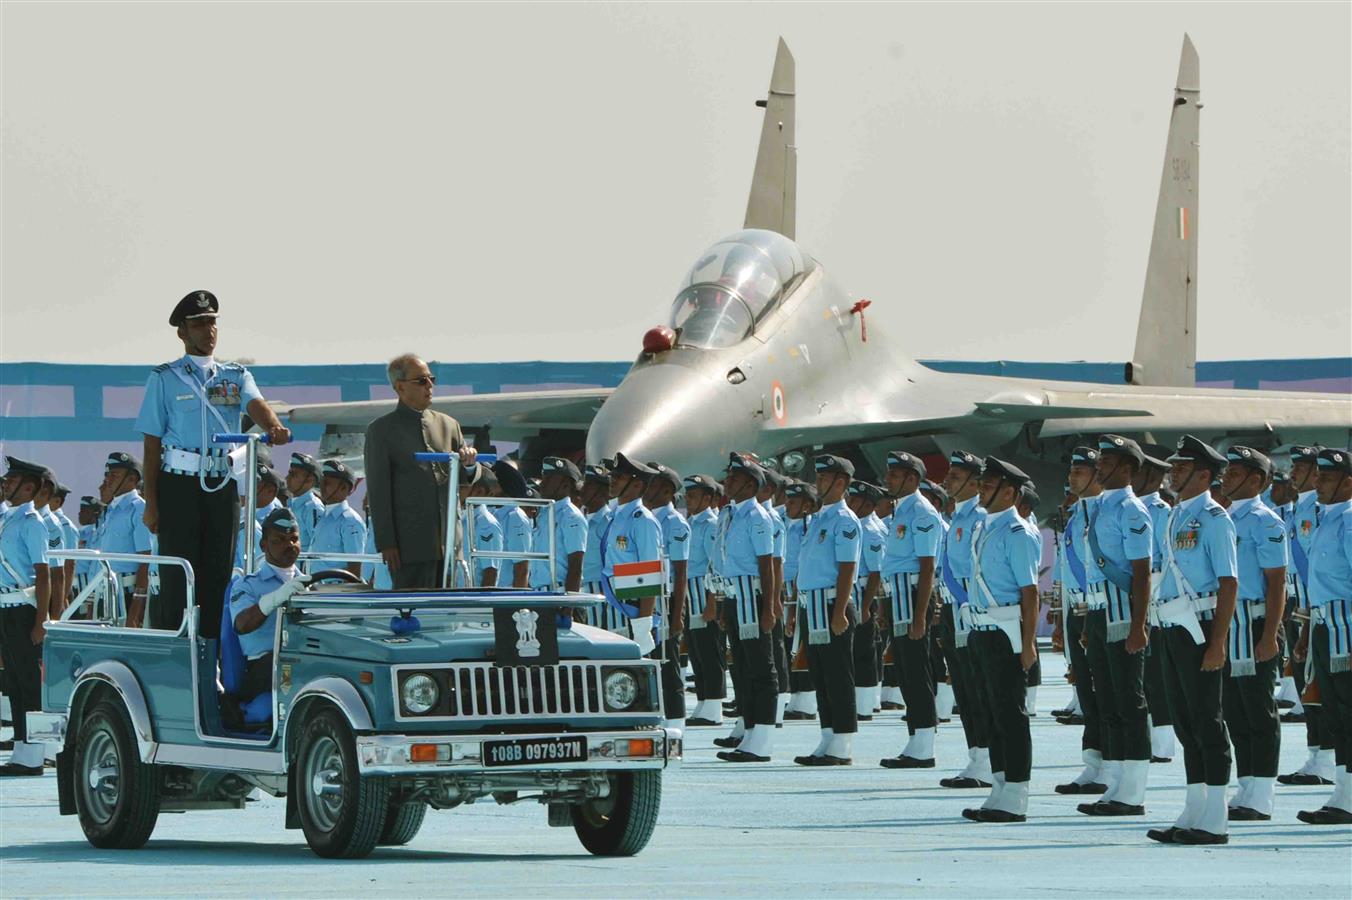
left=603, top=670, right=638, bottom=710
left=401, top=674, right=439, bottom=715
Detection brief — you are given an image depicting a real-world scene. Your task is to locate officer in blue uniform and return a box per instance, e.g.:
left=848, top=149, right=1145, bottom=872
left=493, top=466, right=534, bottom=589
left=75, top=496, right=104, bottom=595
left=96, top=452, right=153, bottom=624
left=794, top=455, right=862, bottom=766
left=1075, top=435, right=1155, bottom=818
left=1295, top=447, right=1352, bottom=825
left=600, top=453, right=663, bottom=652
left=918, top=479, right=954, bottom=720
left=285, top=452, right=324, bottom=551
left=463, top=465, right=505, bottom=588
left=1281, top=445, right=1337, bottom=786
left=783, top=480, right=819, bottom=720
left=227, top=510, right=310, bottom=706
left=961, top=457, right=1040, bottom=823
left=644, top=462, right=690, bottom=727
left=713, top=454, right=778, bottom=762
left=1134, top=453, right=1177, bottom=763
left=758, top=467, right=792, bottom=725
left=879, top=451, right=944, bottom=768
left=254, top=465, right=283, bottom=525
left=1146, top=435, right=1238, bottom=846
left=845, top=481, right=886, bottom=721
left=579, top=465, right=614, bottom=627
left=47, top=484, right=79, bottom=606
left=529, top=457, right=588, bottom=593
left=682, top=473, right=726, bottom=725
left=938, top=450, right=994, bottom=789
left=1055, top=446, right=1111, bottom=796
left=136, top=290, right=291, bottom=638
left=1215, top=446, right=1287, bottom=822
left=0, top=459, right=58, bottom=775
left=31, top=472, right=67, bottom=618
left=310, top=460, right=366, bottom=576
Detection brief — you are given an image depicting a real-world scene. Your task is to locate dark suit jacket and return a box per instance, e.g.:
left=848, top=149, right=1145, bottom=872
left=364, top=403, right=464, bottom=563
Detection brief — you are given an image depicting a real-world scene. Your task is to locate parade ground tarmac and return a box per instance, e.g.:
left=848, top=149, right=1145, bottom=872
left=2, top=653, right=1349, bottom=898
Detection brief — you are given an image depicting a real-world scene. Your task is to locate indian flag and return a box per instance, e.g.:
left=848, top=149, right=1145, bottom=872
left=612, top=560, right=664, bottom=600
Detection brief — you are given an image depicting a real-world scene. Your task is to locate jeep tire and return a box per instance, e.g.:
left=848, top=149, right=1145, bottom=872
left=295, top=708, right=389, bottom=858
left=571, top=771, right=661, bottom=856
left=72, top=699, right=161, bottom=849
left=378, top=800, right=428, bottom=845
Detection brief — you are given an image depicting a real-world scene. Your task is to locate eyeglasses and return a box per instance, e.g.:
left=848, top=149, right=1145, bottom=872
left=400, top=375, right=436, bottom=386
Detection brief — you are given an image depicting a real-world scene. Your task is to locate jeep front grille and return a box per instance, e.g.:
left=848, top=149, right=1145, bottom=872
left=393, top=662, right=654, bottom=721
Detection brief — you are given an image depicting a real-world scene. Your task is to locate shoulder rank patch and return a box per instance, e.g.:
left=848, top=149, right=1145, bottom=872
left=1208, top=507, right=1226, bottom=517
left=674, top=534, right=688, bottom=542
left=916, top=524, right=934, bottom=532
left=1129, top=525, right=1148, bottom=534
left=842, top=528, right=858, bottom=540
left=153, top=362, right=171, bottom=373
left=1267, top=535, right=1284, bottom=543
left=868, top=543, right=883, bottom=552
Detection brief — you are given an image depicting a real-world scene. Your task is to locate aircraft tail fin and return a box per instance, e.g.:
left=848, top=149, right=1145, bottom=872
left=1127, top=34, right=1200, bottom=387
left=744, top=37, right=796, bottom=239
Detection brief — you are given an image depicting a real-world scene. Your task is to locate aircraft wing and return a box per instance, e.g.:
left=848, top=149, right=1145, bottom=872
left=280, top=387, right=613, bottom=440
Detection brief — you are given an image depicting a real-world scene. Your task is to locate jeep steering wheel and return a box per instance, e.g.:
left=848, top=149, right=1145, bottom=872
left=307, top=569, right=364, bottom=585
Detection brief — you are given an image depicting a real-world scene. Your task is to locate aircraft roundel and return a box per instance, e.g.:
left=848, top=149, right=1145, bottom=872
left=771, top=380, right=787, bottom=424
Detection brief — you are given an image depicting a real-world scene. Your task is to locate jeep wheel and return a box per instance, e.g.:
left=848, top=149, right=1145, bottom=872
left=295, top=708, right=389, bottom=858
left=571, top=771, right=661, bottom=856
left=73, top=700, right=160, bottom=849
left=378, top=800, right=428, bottom=845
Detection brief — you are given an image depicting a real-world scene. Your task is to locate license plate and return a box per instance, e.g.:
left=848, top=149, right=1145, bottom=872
left=482, top=736, right=588, bottom=767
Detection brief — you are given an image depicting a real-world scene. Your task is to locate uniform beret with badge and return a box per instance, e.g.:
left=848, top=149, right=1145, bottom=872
left=262, top=508, right=300, bottom=534
left=583, top=463, right=611, bottom=485
left=726, top=452, right=766, bottom=487
left=948, top=449, right=983, bottom=473
left=542, top=456, right=583, bottom=485
left=321, top=459, right=357, bottom=486
left=104, top=451, right=143, bottom=478
left=1069, top=445, right=1100, bottom=467
left=289, top=452, right=321, bottom=479
left=1225, top=445, right=1271, bottom=476
left=683, top=473, right=721, bottom=495
left=887, top=450, right=927, bottom=478
left=785, top=480, right=819, bottom=503
left=814, top=453, right=855, bottom=477
left=847, top=481, right=884, bottom=503
left=1316, top=447, right=1352, bottom=475
left=1097, top=434, right=1145, bottom=467
left=645, top=462, right=682, bottom=492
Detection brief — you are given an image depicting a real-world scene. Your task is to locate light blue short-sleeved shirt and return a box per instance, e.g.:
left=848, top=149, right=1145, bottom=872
left=882, top=491, right=943, bottom=577
left=311, top=501, right=367, bottom=571
left=784, top=515, right=809, bottom=583
left=465, top=506, right=504, bottom=583
left=1064, top=495, right=1107, bottom=592
left=944, top=496, right=986, bottom=580
left=96, top=491, right=153, bottom=574
left=1230, top=496, right=1288, bottom=602
left=529, top=497, right=588, bottom=588
left=1140, top=491, right=1171, bottom=571
left=972, top=507, right=1041, bottom=608
left=1157, top=491, right=1238, bottom=600
left=710, top=505, right=734, bottom=577
left=858, top=512, right=886, bottom=578
left=1092, top=487, right=1153, bottom=576
left=76, top=522, right=99, bottom=578
left=1289, top=490, right=1322, bottom=590
left=255, top=498, right=282, bottom=527
left=687, top=507, right=717, bottom=579
left=764, top=500, right=786, bottom=560
left=0, top=503, right=50, bottom=589
left=796, top=499, right=862, bottom=592
left=719, top=498, right=774, bottom=578
left=227, top=562, right=296, bottom=658
left=233, top=515, right=262, bottom=572
left=500, top=506, right=533, bottom=573
left=601, top=497, right=662, bottom=576
left=652, top=504, right=691, bottom=589
left=135, top=356, right=263, bottom=451
left=582, top=506, right=613, bottom=583
left=54, top=509, right=79, bottom=559
left=289, top=490, right=324, bottom=551
left=1307, top=499, right=1352, bottom=608
left=39, top=506, right=66, bottom=559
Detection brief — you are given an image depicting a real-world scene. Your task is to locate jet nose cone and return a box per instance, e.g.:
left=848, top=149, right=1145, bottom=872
left=587, top=364, right=745, bottom=477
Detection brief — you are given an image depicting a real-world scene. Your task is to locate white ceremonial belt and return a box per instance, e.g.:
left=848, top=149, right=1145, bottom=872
left=162, top=447, right=231, bottom=476
left=1152, top=592, right=1217, bottom=646
left=971, top=603, right=1022, bottom=654
left=1083, top=583, right=1109, bottom=609
left=0, top=587, right=37, bottom=608
left=1240, top=599, right=1268, bottom=619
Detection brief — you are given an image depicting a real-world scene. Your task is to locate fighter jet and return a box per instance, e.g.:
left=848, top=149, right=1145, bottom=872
left=283, top=36, right=1351, bottom=488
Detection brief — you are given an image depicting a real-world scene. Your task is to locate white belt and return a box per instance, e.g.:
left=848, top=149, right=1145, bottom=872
left=1152, top=591, right=1217, bottom=645
left=1238, top=599, right=1268, bottom=619
left=0, top=587, right=37, bottom=608
left=162, top=447, right=231, bottom=477
left=1083, top=583, right=1109, bottom=609
left=971, top=603, right=1022, bottom=653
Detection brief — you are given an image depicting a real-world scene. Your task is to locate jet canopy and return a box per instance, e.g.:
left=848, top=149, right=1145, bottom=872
left=669, top=229, right=807, bottom=349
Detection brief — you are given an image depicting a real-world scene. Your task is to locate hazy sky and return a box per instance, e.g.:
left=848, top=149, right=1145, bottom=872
left=3, top=2, right=1349, bottom=367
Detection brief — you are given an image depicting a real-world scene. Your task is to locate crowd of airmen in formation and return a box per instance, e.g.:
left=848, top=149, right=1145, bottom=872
left=1, top=290, right=1351, bottom=851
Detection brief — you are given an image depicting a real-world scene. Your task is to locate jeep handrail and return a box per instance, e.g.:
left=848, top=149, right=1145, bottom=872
left=47, top=550, right=195, bottom=632
left=291, top=590, right=604, bottom=611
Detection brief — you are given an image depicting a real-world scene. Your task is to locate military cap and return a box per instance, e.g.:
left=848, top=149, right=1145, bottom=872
left=104, top=451, right=143, bottom=477
left=1226, top=445, right=1272, bottom=476
left=169, top=290, right=219, bottom=327
left=612, top=452, right=655, bottom=481
left=919, top=479, right=948, bottom=505
left=785, top=481, right=819, bottom=503
left=887, top=450, right=927, bottom=478
left=1167, top=434, right=1228, bottom=472
left=948, top=450, right=983, bottom=472
left=583, top=463, right=611, bottom=484
left=1097, top=434, right=1144, bottom=467
left=79, top=495, right=101, bottom=509
left=1290, top=445, right=1322, bottom=464
left=321, top=459, right=357, bottom=486
left=814, top=454, right=855, bottom=477
left=1143, top=454, right=1171, bottom=474
left=1271, top=470, right=1290, bottom=484
left=525, top=484, right=542, bottom=500
left=542, top=456, right=582, bottom=484
left=1069, top=446, right=1100, bottom=467
left=4, top=456, right=53, bottom=482
left=256, top=464, right=282, bottom=487
left=761, top=465, right=786, bottom=491
left=261, top=508, right=300, bottom=534
left=52, top=482, right=72, bottom=498
left=1316, top=447, right=1352, bottom=475
left=683, top=473, right=721, bottom=495
left=982, top=456, right=1032, bottom=487
left=726, top=452, right=766, bottom=487
left=646, top=462, right=682, bottom=492
left=1018, top=483, right=1041, bottom=511
left=288, top=452, right=321, bottom=479
left=847, top=481, right=884, bottom=503
left=493, top=460, right=531, bottom=499
left=474, top=463, right=501, bottom=491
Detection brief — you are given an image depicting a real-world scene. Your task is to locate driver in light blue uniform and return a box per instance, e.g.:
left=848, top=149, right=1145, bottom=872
left=228, top=510, right=310, bottom=708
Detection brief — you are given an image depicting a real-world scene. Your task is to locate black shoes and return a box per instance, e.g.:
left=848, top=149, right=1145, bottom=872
left=1077, top=800, right=1145, bottom=816
left=940, top=775, right=992, bottom=789
left=1297, top=806, right=1352, bottom=825
left=717, top=749, right=770, bottom=763
left=1174, top=829, right=1228, bottom=845
left=793, top=754, right=852, bottom=767
left=712, top=736, right=742, bottom=749
left=1227, top=806, right=1270, bottom=822
left=961, top=807, right=1025, bottom=823
left=1054, top=781, right=1108, bottom=795
left=1278, top=771, right=1333, bottom=786
left=879, top=755, right=935, bottom=769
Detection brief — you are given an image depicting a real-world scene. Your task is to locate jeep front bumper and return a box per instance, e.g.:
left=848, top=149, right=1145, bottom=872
left=355, top=727, right=682, bottom=776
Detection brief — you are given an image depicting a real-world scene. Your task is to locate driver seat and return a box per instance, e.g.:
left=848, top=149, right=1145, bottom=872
left=219, top=586, right=273, bottom=729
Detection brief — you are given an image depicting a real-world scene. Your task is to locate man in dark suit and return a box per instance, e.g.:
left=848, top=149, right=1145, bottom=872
left=364, top=354, right=477, bottom=589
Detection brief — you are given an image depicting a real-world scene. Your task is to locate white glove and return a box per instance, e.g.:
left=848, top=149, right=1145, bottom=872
left=257, top=574, right=312, bottom=617
left=630, top=615, right=656, bottom=654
